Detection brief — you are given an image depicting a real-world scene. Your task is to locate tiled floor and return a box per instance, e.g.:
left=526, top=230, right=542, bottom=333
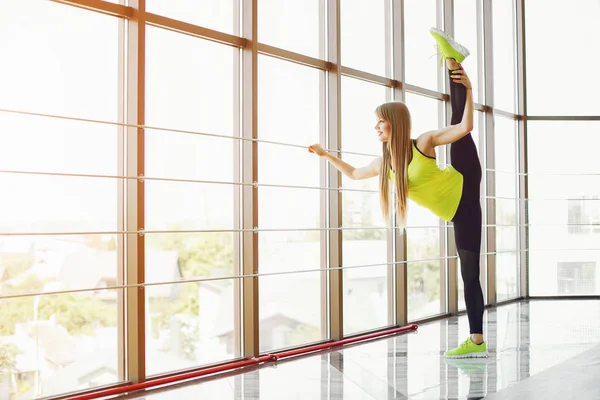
left=125, top=300, right=600, bottom=399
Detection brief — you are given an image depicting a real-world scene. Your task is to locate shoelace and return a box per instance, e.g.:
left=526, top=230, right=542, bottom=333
left=427, top=44, right=443, bottom=65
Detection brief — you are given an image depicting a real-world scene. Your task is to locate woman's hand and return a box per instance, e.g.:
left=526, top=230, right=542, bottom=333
left=451, top=68, right=472, bottom=89
left=308, top=144, right=327, bottom=157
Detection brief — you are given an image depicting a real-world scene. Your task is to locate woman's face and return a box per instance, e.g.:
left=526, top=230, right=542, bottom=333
left=374, top=115, right=391, bottom=143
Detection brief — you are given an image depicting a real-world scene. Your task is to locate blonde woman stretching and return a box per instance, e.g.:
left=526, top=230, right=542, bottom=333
left=309, top=28, right=487, bottom=358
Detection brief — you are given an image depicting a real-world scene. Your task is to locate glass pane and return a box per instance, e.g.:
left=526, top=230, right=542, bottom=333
left=404, top=94, right=444, bottom=320
left=259, top=270, right=326, bottom=352
left=405, top=93, right=439, bottom=140
left=0, top=288, right=119, bottom=398
left=341, top=0, right=387, bottom=76
left=497, top=252, right=519, bottom=301
left=525, top=0, right=600, bottom=115
left=258, top=58, right=325, bottom=351
left=341, top=77, right=389, bottom=334
left=145, top=28, right=239, bottom=371
left=492, top=0, right=517, bottom=113
left=258, top=56, right=321, bottom=145
left=342, top=179, right=389, bottom=334
left=0, top=5, right=121, bottom=394
left=494, top=116, right=518, bottom=301
left=528, top=121, right=600, bottom=296
left=145, top=277, right=237, bottom=375
left=473, top=110, right=483, bottom=153
left=146, top=26, right=236, bottom=135
left=0, top=174, right=116, bottom=234
left=146, top=181, right=234, bottom=232
left=145, top=178, right=237, bottom=370
left=494, top=116, right=517, bottom=175
left=404, top=0, right=438, bottom=91
left=340, top=153, right=385, bottom=336
left=0, top=114, right=117, bottom=176
left=146, top=0, right=236, bottom=35
left=0, top=1, right=118, bottom=121
left=454, top=0, right=481, bottom=104
left=259, top=226, right=325, bottom=352
left=341, top=76, right=388, bottom=155
left=407, top=229, right=442, bottom=320
left=259, top=0, right=322, bottom=58
left=343, top=260, right=389, bottom=334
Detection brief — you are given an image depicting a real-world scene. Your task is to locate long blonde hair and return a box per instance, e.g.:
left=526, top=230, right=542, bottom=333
left=375, top=102, right=412, bottom=226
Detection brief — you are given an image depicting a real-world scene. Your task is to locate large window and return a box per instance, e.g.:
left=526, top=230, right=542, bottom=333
left=526, top=1, right=600, bottom=298
left=341, top=0, right=387, bottom=76
left=528, top=121, right=600, bottom=296
left=0, top=2, right=121, bottom=397
left=494, top=115, right=519, bottom=301
left=492, top=0, right=517, bottom=113
left=0, top=2, right=118, bottom=121
left=454, top=0, right=482, bottom=104
left=404, top=0, right=438, bottom=91
left=341, top=77, right=389, bottom=335
left=257, top=56, right=325, bottom=351
left=404, top=93, right=445, bottom=320
left=259, top=0, right=323, bottom=58
left=144, top=26, right=239, bottom=374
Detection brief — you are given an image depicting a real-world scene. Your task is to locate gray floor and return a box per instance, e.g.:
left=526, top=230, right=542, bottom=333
left=125, top=300, right=600, bottom=399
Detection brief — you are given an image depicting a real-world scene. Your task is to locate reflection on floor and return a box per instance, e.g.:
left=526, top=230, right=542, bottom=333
left=125, top=300, right=600, bottom=399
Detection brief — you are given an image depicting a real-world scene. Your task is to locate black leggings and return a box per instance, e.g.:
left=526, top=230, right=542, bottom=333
left=448, top=68, right=485, bottom=335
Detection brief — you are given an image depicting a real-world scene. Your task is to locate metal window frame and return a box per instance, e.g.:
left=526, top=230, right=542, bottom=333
left=241, top=0, right=259, bottom=358
left=124, top=0, right=146, bottom=383
left=327, top=0, right=344, bottom=341
left=476, top=0, right=489, bottom=306
left=232, top=0, right=243, bottom=360
left=392, top=0, right=408, bottom=327
left=516, top=0, right=529, bottom=299
left=385, top=0, right=395, bottom=326
left=318, top=0, right=329, bottom=346
left=116, top=9, right=127, bottom=382
left=442, top=0, right=457, bottom=317
left=483, top=0, right=497, bottom=306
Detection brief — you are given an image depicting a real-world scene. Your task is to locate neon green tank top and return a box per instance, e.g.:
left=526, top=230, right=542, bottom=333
left=389, top=140, right=463, bottom=221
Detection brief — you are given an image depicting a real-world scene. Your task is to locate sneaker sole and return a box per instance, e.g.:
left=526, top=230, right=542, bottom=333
left=429, top=27, right=470, bottom=59
left=445, top=351, right=488, bottom=359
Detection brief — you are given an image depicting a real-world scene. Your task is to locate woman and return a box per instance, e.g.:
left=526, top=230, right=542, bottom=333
left=309, top=28, right=487, bottom=358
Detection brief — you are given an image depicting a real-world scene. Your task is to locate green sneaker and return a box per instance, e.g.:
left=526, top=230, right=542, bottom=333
left=429, top=27, right=470, bottom=65
left=445, top=337, right=488, bottom=359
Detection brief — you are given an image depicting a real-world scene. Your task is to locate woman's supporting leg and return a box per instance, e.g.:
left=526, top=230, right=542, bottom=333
left=460, top=248, right=484, bottom=335
left=445, top=59, right=487, bottom=357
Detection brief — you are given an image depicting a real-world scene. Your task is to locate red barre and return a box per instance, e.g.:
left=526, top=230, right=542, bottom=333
left=70, top=324, right=418, bottom=400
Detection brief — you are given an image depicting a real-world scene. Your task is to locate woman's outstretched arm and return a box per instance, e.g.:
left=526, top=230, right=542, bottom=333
left=308, top=144, right=381, bottom=180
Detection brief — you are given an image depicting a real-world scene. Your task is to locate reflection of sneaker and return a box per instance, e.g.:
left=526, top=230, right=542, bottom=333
left=445, top=337, right=488, bottom=359
left=429, top=27, right=470, bottom=64
left=445, top=358, right=489, bottom=375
